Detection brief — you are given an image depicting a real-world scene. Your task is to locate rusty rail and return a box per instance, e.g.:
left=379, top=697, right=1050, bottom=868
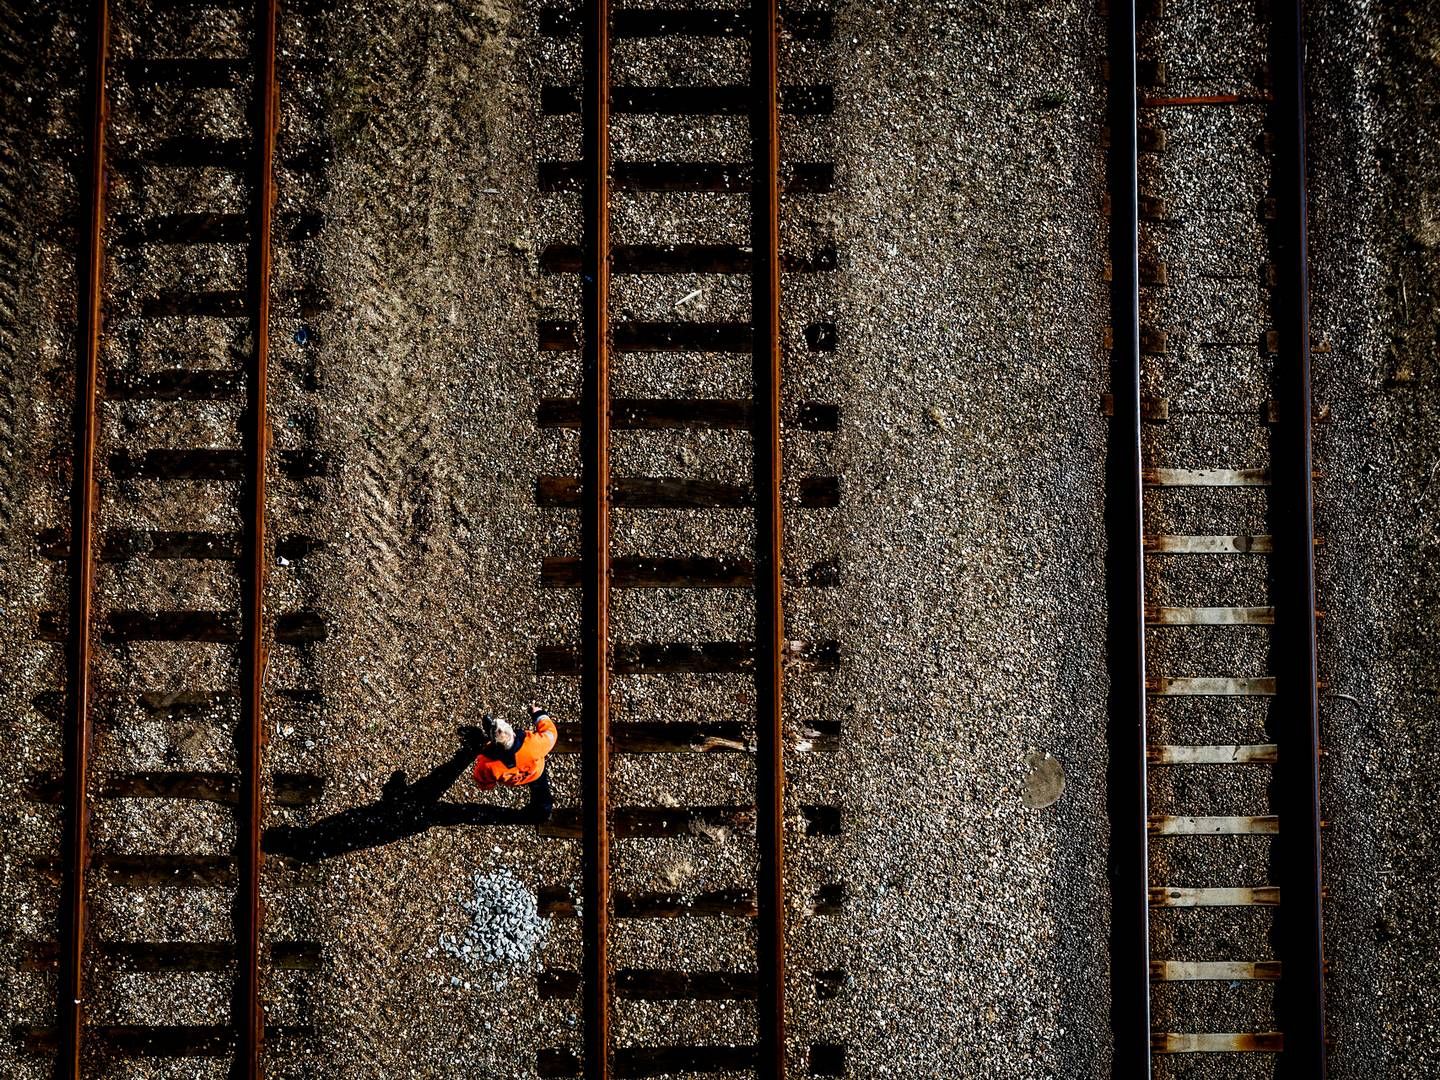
left=1140, top=94, right=1272, bottom=107
left=56, top=1, right=110, bottom=1075
left=751, top=0, right=786, bottom=1076
left=580, top=0, right=612, bottom=1077
left=1105, top=1, right=1151, bottom=1076
left=237, top=0, right=280, bottom=1075
left=1271, top=0, right=1328, bottom=1073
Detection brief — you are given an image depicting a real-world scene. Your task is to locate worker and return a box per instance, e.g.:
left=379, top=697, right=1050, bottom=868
left=471, top=701, right=557, bottom=822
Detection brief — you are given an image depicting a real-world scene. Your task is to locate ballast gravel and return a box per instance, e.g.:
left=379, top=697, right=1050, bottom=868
left=438, top=869, right=553, bottom=989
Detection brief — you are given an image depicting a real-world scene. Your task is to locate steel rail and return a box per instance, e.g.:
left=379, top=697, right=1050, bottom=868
left=1271, top=0, right=1327, bottom=1074
left=56, top=1, right=110, bottom=1075
left=750, top=0, right=786, bottom=1076
left=1140, top=94, right=1272, bottom=107
left=581, top=0, right=612, bottom=1077
left=1105, top=0, right=1151, bottom=1076
left=238, top=0, right=280, bottom=1074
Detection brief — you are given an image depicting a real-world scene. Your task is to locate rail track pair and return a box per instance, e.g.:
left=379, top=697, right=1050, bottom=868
left=1107, top=0, right=1326, bottom=1073
left=530, top=2, right=843, bottom=1076
left=30, top=0, right=326, bottom=1076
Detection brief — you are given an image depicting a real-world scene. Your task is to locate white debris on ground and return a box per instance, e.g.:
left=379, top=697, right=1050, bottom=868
left=439, top=870, right=550, bottom=990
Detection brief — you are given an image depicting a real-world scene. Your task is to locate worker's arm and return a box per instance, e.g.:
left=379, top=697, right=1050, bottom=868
left=472, top=755, right=497, bottom=789
left=533, top=714, right=558, bottom=757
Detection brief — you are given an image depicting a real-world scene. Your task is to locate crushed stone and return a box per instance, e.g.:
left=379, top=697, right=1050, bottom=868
left=437, top=869, right=552, bottom=989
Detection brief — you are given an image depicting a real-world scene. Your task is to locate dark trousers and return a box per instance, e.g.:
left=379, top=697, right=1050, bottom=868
left=526, top=770, right=554, bottom=822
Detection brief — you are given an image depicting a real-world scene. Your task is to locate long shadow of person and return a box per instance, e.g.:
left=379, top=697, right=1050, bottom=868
left=262, top=729, right=536, bottom=864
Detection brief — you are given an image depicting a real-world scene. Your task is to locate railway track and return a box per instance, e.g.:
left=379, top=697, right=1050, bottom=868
left=529, top=2, right=844, bottom=1076
left=1107, top=0, right=1326, bottom=1074
left=20, top=0, right=329, bottom=1075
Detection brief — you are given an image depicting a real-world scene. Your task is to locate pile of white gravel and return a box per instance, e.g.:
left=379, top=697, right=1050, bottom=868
left=439, top=869, right=550, bottom=990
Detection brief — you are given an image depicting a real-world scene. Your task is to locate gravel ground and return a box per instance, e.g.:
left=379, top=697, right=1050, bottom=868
left=1307, top=1, right=1440, bottom=1077
left=793, top=1, right=1115, bottom=1076
left=0, top=4, right=96, bottom=1077
left=263, top=0, right=582, bottom=1075
left=1, top=1, right=1438, bottom=1078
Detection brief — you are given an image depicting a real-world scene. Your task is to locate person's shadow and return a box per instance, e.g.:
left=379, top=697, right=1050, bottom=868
left=262, top=729, right=534, bottom=864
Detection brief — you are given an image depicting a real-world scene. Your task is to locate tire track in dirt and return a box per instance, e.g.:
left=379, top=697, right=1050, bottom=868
left=305, top=5, right=526, bottom=1070
left=324, top=18, right=471, bottom=720
left=318, top=0, right=522, bottom=718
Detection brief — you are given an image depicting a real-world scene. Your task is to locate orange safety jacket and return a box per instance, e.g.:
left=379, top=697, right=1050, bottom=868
left=472, top=715, right=558, bottom=789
